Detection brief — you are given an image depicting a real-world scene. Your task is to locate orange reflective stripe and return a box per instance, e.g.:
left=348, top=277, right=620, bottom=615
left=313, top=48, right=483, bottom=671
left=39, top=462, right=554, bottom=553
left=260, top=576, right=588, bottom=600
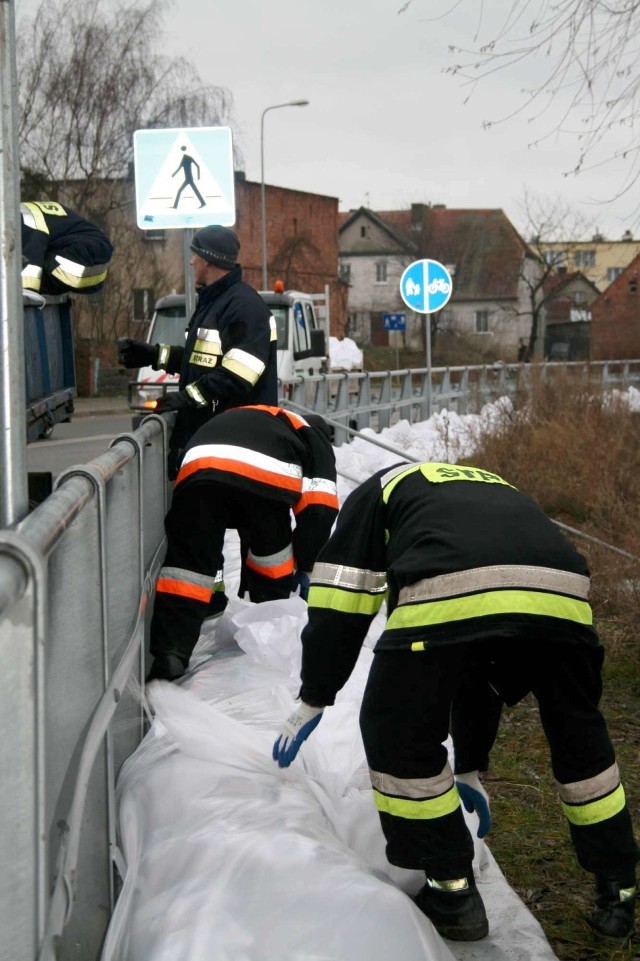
left=156, top=577, right=211, bottom=602
left=245, top=556, right=295, bottom=579
left=293, top=491, right=340, bottom=514
left=175, top=456, right=302, bottom=492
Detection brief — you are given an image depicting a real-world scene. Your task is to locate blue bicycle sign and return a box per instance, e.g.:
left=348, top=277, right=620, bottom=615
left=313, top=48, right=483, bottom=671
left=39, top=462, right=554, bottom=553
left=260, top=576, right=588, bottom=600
left=399, top=259, right=453, bottom=313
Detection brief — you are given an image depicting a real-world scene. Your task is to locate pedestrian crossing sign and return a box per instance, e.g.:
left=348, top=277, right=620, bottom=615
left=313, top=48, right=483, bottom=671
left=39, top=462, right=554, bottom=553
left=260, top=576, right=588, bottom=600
left=133, top=126, right=236, bottom=229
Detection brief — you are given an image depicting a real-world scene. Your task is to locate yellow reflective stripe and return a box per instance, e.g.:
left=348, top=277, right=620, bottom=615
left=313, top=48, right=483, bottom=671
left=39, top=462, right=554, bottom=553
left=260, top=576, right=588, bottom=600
left=269, top=314, right=278, bottom=342
left=158, top=344, right=171, bottom=368
left=21, top=265, right=43, bottom=289
left=33, top=201, right=66, bottom=217
left=21, top=202, right=49, bottom=233
left=373, top=784, right=461, bottom=820
left=190, top=351, right=218, bottom=368
left=185, top=383, right=207, bottom=407
left=382, top=464, right=422, bottom=502
left=419, top=463, right=514, bottom=487
left=381, top=462, right=515, bottom=503
left=53, top=254, right=110, bottom=278
left=561, top=784, right=626, bottom=826
left=311, top=561, right=387, bottom=593
left=221, top=348, right=265, bottom=385
left=51, top=266, right=108, bottom=289
left=308, top=584, right=384, bottom=615
left=387, top=589, right=593, bottom=630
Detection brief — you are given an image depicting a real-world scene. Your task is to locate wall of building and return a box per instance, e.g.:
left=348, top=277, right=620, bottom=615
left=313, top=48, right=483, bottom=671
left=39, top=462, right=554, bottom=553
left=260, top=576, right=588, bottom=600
left=591, top=260, right=640, bottom=359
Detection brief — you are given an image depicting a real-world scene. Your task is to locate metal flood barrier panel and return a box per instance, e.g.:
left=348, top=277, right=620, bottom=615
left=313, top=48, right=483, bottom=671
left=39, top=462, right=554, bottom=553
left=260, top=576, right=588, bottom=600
left=0, top=415, right=171, bottom=961
left=280, top=359, right=640, bottom=445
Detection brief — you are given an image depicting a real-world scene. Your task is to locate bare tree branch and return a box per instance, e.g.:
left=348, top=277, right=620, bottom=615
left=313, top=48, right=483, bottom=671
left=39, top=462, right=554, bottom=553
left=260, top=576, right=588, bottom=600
left=401, top=1, right=640, bottom=196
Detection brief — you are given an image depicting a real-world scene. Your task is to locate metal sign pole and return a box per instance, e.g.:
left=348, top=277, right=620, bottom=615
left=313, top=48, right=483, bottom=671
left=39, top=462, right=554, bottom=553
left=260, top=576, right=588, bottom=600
left=425, top=312, right=432, bottom=420
left=183, top=229, right=196, bottom=322
left=399, top=260, right=452, bottom=424
left=0, top=0, right=28, bottom=527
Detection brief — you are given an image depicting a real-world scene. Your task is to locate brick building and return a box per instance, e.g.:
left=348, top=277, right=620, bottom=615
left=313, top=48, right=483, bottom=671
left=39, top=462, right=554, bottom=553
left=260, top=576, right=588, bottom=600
left=590, top=253, right=640, bottom=359
left=542, top=271, right=600, bottom=360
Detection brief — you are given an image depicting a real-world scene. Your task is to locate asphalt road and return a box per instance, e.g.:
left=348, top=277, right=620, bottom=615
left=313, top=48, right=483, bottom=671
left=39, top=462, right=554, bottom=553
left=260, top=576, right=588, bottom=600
left=26, top=413, right=137, bottom=480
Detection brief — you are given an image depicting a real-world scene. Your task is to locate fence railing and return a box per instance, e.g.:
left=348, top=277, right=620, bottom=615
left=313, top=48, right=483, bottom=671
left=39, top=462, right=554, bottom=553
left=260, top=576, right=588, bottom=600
left=279, top=359, right=640, bottom=444
left=0, top=414, right=172, bottom=961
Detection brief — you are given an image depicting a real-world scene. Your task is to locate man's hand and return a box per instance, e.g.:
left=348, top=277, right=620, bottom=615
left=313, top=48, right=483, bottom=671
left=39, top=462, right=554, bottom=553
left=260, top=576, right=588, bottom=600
left=154, top=391, right=190, bottom=414
left=272, top=702, right=324, bottom=768
left=117, top=337, right=158, bottom=369
left=456, top=771, right=491, bottom=838
left=292, top=570, right=311, bottom=601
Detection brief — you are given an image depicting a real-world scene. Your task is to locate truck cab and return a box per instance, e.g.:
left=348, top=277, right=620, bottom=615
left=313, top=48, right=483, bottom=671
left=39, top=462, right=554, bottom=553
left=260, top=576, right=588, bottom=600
left=128, top=285, right=328, bottom=415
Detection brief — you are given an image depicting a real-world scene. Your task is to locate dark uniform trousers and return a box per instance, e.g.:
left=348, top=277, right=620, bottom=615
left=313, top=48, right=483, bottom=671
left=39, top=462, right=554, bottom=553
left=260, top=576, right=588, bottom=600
left=360, top=635, right=638, bottom=882
left=150, top=482, right=294, bottom=666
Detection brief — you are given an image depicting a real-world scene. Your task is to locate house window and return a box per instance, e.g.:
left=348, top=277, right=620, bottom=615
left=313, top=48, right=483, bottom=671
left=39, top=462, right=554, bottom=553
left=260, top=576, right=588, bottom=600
left=340, top=263, right=351, bottom=283
left=375, top=261, right=388, bottom=284
left=574, top=249, right=595, bottom=268
left=132, top=287, right=155, bottom=322
left=607, top=267, right=623, bottom=283
left=143, top=228, right=166, bottom=242
left=544, top=250, right=566, bottom=268
left=573, top=290, right=587, bottom=304
left=360, top=225, right=366, bottom=238
left=475, top=310, right=489, bottom=333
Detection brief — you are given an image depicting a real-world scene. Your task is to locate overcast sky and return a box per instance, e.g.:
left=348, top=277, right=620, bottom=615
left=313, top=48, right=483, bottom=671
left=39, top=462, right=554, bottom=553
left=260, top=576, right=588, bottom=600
left=15, top=0, right=640, bottom=241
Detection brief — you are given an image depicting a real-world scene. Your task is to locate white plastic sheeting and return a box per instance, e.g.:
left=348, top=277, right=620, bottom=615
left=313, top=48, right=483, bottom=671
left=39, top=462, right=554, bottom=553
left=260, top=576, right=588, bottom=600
left=103, top=588, right=559, bottom=961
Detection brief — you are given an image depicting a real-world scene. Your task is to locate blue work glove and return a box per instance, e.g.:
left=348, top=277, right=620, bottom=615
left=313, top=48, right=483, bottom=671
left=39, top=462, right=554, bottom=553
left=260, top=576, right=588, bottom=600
left=456, top=771, right=491, bottom=838
left=292, top=570, right=311, bottom=601
left=272, top=702, right=324, bottom=768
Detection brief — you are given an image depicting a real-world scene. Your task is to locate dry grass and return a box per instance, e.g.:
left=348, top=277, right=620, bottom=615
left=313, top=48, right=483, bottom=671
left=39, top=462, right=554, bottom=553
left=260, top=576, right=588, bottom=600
left=464, top=374, right=640, bottom=960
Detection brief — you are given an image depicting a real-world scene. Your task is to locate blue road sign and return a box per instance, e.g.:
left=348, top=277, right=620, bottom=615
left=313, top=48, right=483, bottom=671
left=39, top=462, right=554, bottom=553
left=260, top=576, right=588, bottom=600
left=399, top=259, right=453, bottom=314
left=383, top=312, right=407, bottom=331
left=133, top=126, right=235, bottom=230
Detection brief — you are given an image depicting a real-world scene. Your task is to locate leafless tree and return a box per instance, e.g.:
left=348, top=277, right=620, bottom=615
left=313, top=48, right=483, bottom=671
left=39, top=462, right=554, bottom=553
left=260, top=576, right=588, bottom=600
left=511, top=190, right=594, bottom=358
left=400, top=1, right=640, bottom=199
left=16, top=0, right=236, bottom=349
left=17, top=0, right=234, bottom=205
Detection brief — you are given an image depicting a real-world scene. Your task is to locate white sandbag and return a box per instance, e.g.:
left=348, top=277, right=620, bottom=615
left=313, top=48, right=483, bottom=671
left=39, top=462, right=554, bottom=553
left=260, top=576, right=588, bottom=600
left=103, top=596, right=558, bottom=961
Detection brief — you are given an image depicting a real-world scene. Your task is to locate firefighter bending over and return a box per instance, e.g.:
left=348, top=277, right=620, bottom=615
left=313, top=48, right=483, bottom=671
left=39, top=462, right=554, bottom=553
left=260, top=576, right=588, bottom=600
left=273, top=461, right=638, bottom=945
left=146, top=405, right=339, bottom=683
left=21, top=201, right=113, bottom=296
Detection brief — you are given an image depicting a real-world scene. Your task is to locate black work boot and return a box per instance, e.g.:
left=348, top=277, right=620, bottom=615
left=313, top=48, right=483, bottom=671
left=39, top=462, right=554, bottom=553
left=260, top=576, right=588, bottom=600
left=588, top=874, right=636, bottom=944
left=145, top=654, right=186, bottom=683
left=414, top=874, right=489, bottom=941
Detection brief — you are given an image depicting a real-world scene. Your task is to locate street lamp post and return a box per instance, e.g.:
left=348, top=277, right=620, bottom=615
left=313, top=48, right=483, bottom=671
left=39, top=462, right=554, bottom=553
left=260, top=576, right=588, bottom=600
left=260, top=99, right=309, bottom=290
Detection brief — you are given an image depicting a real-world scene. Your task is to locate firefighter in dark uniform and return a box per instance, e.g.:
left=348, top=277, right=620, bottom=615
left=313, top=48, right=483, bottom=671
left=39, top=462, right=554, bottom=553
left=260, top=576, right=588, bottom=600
left=117, top=225, right=277, bottom=479
left=21, top=201, right=113, bottom=295
left=273, top=461, right=638, bottom=945
left=146, top=405, right=339, bottom=683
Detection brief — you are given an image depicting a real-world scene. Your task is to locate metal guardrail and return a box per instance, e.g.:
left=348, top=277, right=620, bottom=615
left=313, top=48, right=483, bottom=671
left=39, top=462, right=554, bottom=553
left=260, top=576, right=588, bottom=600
left=279, top=359, right=640, bottom=445
left=0, top=414, right=172, bottom=961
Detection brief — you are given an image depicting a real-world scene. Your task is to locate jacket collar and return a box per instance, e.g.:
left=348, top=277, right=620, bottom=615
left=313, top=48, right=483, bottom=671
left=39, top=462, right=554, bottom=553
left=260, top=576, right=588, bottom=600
left=196, top=264, right=242, bottom=305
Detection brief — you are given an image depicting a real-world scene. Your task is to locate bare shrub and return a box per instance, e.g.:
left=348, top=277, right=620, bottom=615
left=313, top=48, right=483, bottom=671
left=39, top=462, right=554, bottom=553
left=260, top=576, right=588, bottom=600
left=466, top=373, right=640, bottom=630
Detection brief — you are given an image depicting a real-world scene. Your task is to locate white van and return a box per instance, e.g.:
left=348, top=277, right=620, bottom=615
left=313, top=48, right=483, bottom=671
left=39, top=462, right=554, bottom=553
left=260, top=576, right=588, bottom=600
left=127, top=285, right=329, bottom=417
